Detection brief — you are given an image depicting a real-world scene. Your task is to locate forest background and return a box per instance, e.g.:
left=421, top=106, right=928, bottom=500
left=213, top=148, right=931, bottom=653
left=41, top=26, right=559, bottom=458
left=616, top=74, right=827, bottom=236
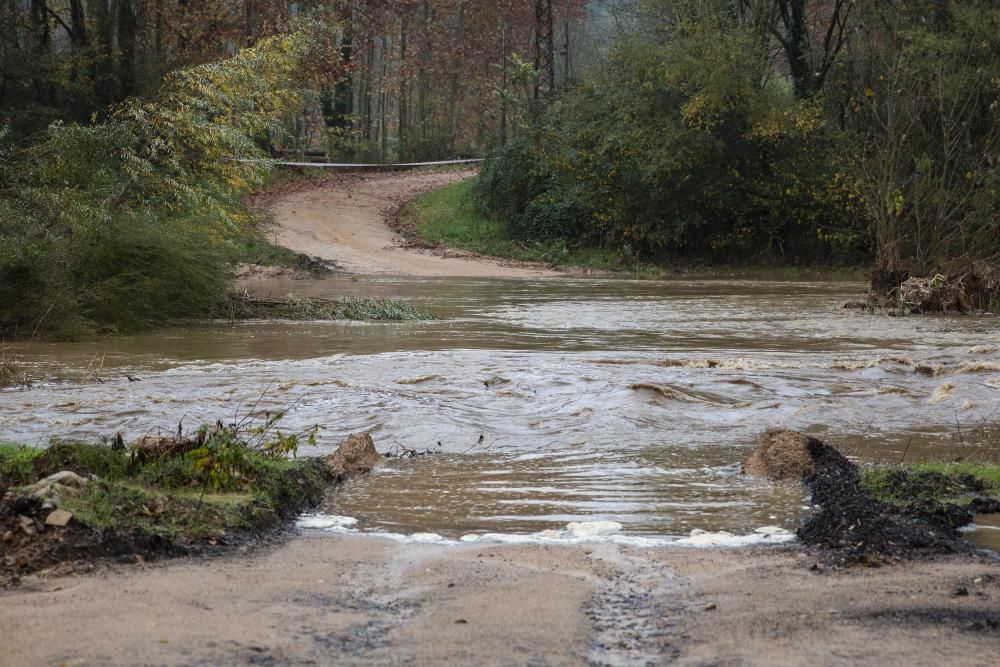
left=1, top=0, right=998, bottom=339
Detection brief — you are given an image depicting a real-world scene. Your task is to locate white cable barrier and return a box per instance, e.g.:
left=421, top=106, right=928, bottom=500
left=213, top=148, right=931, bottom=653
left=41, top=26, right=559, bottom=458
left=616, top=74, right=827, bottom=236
left=270, top=158, right=484, bottom=169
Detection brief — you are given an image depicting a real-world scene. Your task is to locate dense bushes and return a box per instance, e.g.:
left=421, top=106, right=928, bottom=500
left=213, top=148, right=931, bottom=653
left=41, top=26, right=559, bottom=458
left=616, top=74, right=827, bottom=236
left=475, top=0, right=1000, bottom=273
left=476, top=25, right=861, bottom=265
left=0, top=22, right=333, bottom=339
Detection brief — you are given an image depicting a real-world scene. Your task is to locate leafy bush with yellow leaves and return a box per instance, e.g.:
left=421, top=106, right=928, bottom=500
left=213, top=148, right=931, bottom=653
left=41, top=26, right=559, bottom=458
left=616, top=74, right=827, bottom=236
left=0, top=19, right=339, bottom=339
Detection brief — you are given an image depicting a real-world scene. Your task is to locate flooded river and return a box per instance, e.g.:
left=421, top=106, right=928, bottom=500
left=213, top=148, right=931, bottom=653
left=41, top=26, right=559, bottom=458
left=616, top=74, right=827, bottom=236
left=2, top=277, right=998, bottom=541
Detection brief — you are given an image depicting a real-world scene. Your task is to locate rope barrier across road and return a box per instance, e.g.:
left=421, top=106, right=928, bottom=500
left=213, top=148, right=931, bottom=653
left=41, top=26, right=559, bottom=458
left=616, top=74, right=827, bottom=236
left=270, top=158, right=484, bottom=169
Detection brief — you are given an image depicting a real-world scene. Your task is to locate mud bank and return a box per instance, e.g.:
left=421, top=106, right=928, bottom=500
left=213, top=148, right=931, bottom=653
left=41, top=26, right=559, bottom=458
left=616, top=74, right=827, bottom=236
left=0, top=432, right=383, bottom=587
left=2, top=535, right=997, bottom=666
left=743, top=430, right=1000, bottom=563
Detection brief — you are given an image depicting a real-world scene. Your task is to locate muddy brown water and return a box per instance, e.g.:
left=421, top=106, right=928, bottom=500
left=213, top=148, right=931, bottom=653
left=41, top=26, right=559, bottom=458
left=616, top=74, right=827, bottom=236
left=2, top=276, right=998, bottom=541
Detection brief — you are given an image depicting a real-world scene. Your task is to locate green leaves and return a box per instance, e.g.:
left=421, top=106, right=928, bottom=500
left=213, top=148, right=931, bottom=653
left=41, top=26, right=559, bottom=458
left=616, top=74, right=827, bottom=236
left=0, top=19, right=342, bottom=339
left=186, top=415, right=319, bottom=493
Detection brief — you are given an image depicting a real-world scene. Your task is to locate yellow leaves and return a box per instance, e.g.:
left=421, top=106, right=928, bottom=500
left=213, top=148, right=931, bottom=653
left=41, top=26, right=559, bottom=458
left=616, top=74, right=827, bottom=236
left=680, top=94, right=721, bottom=132
left=892, top=192, right=905, bottom=218
left=864, top=87, right=875, bottom=98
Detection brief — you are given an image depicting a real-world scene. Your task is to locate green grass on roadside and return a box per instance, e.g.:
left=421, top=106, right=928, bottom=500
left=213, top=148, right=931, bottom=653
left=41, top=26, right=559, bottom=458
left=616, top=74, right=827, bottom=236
left=861, top=462, right=1000, bottom=507
left=0, top=443, right=44, bottom=483
left=402, top=179, right=659, bottom=274
left=228, top=231, right=303, bottom=268
left=0, top=440, right=330, bottom=542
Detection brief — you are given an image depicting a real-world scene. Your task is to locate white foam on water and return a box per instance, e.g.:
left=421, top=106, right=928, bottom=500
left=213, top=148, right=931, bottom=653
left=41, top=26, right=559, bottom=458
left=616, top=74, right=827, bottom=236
left=296, top=514, right=358, bottom=531
left=297, top=515, right=796, bottom=548
left=674, top=526, right=794, bottom=547
left=566, top=520, right=624, bottom=537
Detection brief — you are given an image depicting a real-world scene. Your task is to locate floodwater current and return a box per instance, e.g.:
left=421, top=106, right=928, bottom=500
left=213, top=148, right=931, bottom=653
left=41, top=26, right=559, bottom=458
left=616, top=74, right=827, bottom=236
left=2, top=276, right=999, bottom=543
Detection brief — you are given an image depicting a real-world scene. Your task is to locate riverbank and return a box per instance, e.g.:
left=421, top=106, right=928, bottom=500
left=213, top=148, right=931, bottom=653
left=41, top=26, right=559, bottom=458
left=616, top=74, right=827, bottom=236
left=2, top=533, right=997, bottom=666
left=0, top=424, right=340, bottom=586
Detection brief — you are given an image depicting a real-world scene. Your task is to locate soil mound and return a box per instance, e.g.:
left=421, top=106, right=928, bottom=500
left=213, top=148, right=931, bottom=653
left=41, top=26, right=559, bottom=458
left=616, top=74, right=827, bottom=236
left=742, top=429, right=817, bottom=480
left=796, top=436, right=969, bottom=562
left=1, top=491, right=185, bottom=586
left=325, top=433, right=382, bottom=481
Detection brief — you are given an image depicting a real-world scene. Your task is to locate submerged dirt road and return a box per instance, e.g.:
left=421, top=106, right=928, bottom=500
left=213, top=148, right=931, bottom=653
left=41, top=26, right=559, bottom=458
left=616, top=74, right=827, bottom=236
left=3, top=535, right=998, bottom=666
left=261, top=169, right=557, bottom=277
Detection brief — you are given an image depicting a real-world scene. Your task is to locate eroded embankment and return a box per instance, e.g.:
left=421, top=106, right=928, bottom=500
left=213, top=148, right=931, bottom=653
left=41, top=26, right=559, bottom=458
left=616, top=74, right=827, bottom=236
left=743, top=429, right=1000, bottom=564
left=0, top=431, right=382, bottom=587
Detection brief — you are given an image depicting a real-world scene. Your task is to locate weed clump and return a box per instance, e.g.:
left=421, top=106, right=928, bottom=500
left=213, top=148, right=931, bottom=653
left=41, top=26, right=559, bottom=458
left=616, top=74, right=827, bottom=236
left=220, top=292, right=439, bottom=322
left=0, top=351, right=31, bottom=389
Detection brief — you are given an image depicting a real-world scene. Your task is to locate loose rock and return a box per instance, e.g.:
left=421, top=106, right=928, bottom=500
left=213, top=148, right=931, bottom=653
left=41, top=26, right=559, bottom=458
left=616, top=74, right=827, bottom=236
left=24, top=471, right=90, bottom=503
left=325, top=433, right=381, bottom=480
left=45, top=509, right=73, bottom=528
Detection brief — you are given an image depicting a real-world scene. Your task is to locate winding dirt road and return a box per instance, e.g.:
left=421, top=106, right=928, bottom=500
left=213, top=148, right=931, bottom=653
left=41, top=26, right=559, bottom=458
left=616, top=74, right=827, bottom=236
left=261, top=169, right=557, bottom=277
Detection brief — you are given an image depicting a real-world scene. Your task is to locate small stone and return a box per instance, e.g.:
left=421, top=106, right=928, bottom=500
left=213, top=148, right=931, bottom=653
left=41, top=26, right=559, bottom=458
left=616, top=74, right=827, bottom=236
left=455, top=619, right=468, bottom=625
left=704, top=603, right=717, bottom=611
left=41, top=501, right=56, bottom=512
left=45, top=509, right=74, bottom=527
left=19, top=515, right=38, bottom=535
left=2, top=530, right=12, bottom=543
left=953, top=586, right=970, bottom=597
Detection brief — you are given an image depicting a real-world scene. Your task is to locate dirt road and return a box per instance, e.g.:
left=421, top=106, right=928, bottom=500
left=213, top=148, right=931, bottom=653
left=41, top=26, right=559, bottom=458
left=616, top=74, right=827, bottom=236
left=3, top=535, right=997, bottom=666
left=261, top=170, right=557, bottom=277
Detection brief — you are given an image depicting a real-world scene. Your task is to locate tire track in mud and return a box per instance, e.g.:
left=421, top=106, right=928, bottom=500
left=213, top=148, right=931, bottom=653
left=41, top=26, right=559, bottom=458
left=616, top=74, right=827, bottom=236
left=583, top=546, right=688, bottom=666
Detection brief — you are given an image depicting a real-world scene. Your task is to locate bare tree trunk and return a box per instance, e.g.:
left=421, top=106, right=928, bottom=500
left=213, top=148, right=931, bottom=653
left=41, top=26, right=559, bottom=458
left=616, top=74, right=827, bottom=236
left=499, top=17, right=509, bottom=146
left=448, top=1, right=466, bottom=152
left=399, top=14, right=409, bottom=157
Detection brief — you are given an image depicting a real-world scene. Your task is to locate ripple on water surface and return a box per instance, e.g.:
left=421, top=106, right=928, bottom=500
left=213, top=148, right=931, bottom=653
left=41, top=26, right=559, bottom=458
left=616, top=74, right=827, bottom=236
left=2, top=276, right=998, bottom=540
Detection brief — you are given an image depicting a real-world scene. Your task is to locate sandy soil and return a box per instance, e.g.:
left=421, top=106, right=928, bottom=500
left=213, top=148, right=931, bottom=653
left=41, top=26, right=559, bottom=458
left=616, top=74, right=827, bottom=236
left=3, top=535, right=997, bottom=666
left=260, top=170, right=558, bottom=278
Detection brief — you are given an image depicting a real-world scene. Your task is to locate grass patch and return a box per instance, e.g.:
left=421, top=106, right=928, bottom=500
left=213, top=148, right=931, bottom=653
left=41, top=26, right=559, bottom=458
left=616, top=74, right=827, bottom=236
left=54, top=457, right=330, bottom=541
left=222, top=293, right=439, bottom=321
left=861, top=462, right=1000, bottom=507
left=400, top=179, right=655, bottom=273
left=1, top=418, right=332, bottom=549
left=228, top=231, right=304, bottom=268
left=0, top=443, right=44, bottom=484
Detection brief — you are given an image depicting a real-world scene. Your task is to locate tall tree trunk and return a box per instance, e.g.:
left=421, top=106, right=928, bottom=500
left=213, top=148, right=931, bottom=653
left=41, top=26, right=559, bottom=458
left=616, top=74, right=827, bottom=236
left=379, top=36, right=389, bottom=160
left=777, top=0, right=812, bottom=98
left=69, top=0, right=88, bottom=47
left=117, top=0, right=137, bottom=98
left=89, top=0, right=114, bottom=105
left=499, top=16, right=509, bottom=146
left=417, top=0, right=430, bottom=142
left=29, top=0, right=51, bottom=104
left=399, top=14, right=409, bottom=157
left=448, top=2, right=466, bottom=152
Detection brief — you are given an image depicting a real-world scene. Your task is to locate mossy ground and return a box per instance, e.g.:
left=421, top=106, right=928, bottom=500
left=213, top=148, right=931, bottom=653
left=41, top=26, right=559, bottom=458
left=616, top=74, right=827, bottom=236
left=1, top=440, right=331, bottom=581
